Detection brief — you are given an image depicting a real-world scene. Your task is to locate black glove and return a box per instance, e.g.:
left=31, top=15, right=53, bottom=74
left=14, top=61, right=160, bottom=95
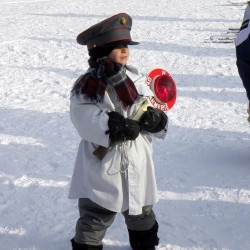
left=106, top=111, right=140, bottom=142
left=140, top=106, right=168, bottom=133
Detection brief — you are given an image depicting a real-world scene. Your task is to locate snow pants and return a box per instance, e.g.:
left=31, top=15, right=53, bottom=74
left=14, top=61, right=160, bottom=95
left=73, top=198, right=157, bottom=247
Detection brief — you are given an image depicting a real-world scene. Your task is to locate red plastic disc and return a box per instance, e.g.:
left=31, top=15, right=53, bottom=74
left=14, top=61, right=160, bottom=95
left=146, top=68, right=177, bottom=111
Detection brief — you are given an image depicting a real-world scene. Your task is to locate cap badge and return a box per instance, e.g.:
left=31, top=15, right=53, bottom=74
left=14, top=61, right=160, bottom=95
left=120, top=17, right=127, bottom=25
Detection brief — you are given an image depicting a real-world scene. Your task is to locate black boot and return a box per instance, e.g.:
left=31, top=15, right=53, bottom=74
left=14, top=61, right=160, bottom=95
left=71, top=239, right=103, bottom=250
left=128, top=221, right=159, bottom=250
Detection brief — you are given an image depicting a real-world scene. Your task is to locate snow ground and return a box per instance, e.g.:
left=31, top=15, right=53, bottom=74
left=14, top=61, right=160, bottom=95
left=0, top=0, right=250, bottom=249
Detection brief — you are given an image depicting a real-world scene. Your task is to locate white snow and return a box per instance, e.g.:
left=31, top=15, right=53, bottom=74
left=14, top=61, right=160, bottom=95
left=0, top=0, right=250, bottom=249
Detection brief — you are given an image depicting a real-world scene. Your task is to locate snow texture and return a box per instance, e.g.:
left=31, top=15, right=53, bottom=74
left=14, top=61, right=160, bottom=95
left=0, top=0, right=250, bottom=249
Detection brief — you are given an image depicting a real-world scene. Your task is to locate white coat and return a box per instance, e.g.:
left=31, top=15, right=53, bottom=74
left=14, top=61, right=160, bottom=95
left=68, top=66, right=167, bottom=215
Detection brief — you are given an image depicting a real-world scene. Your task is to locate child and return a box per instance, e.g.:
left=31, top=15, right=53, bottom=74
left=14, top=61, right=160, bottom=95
left=236, top=3, right=250, bottom=124
left=69, top=13, right=168, bottom=250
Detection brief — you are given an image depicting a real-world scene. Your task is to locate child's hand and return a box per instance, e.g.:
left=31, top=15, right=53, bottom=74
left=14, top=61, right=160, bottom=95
left=140, top=107, right=168, bottom=133
left=106, top=111, right=140, bottom=142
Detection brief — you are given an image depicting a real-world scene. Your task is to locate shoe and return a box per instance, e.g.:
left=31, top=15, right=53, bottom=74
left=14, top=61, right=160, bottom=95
left=128, top=221, right=159, bottom=250
left=71, top=239, right=103, bottom=250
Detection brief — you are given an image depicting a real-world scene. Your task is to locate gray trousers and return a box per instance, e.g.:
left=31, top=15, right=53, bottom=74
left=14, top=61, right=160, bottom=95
left=73, top=198, right=156, bottom=246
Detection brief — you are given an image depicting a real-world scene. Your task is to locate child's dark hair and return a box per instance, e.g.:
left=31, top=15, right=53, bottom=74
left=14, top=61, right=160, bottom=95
left=88, top=46, right=115, bottom=61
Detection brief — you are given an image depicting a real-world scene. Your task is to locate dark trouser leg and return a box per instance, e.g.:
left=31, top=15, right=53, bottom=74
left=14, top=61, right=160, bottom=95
left=122, top=205, right=159, bottom=250
left=71, top=198, right=116, bottom=250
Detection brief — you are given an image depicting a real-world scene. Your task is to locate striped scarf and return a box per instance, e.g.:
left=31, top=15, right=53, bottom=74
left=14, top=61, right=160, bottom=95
left=72, top=58, right=138, bottom=108
left=107, top=66, right=138, bottom=108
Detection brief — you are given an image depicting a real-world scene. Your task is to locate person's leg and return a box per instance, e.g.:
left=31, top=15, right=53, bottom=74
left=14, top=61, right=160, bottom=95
left=122, top=205, right=159, bottom=250
left=71, top=198, right=116, bottom=250
left=247, top=102, right=250, bottom=124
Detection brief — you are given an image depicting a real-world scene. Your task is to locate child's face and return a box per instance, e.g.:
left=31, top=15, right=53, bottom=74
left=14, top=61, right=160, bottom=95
left=108, top=45, right=130, bottom=66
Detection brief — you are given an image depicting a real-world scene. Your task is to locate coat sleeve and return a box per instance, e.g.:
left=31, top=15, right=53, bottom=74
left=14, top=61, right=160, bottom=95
left=70, top=94, right=110, bottom=147
left=236, top=6, right=250, bottom=101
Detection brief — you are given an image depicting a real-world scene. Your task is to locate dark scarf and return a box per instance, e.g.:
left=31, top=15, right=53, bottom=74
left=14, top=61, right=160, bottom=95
left=72, top=58, right=138, bottom=109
